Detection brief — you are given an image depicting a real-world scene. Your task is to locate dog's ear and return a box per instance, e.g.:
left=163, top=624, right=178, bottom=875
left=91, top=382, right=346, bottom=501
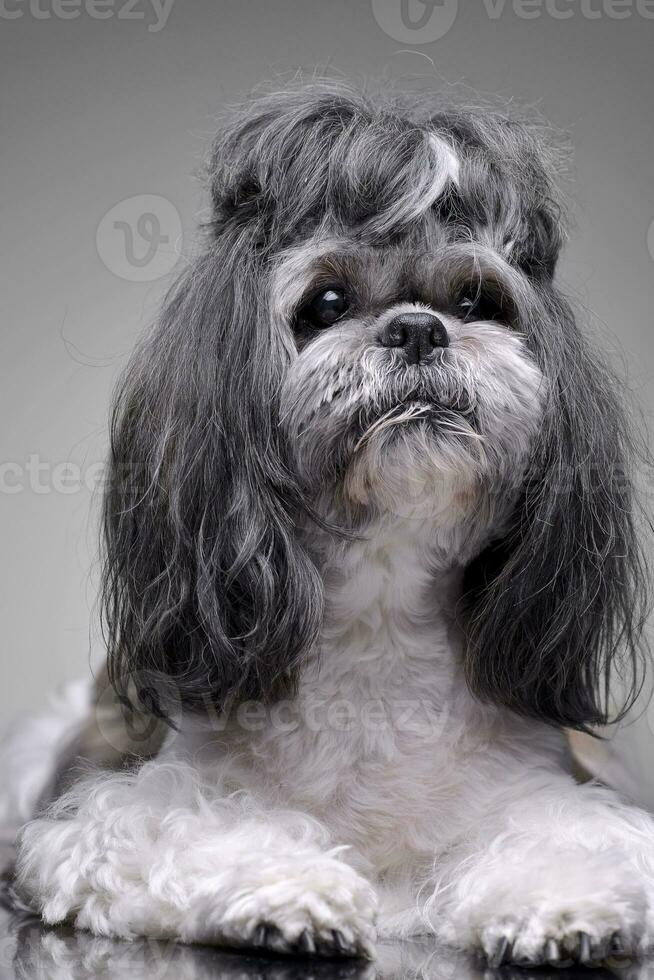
left=102, top=84, right=370, bottom=721
left=102, top=221, right=323, bottom=720
left=461, top=291, right=649, bottom=731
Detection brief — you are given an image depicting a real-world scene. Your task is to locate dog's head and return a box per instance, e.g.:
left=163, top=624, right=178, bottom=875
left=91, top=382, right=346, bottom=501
left=103, top=82, right=647, bottom=730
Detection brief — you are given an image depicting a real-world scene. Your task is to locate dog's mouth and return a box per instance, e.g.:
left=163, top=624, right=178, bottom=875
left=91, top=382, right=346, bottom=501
left=371, top=388, right=475, bottom=422
left=384, top=369, right=476, bottom=416
left=353, top=393, right=478, bottom=456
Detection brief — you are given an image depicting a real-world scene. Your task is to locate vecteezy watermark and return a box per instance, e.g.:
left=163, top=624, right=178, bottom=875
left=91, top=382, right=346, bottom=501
left=0, top=0, right=175, bottom=31
left=371, top=0, right=654, bottom=44
left=371, top=0, right=459, bottom=43
left=95, top=669, right=456, bottom=757
left=0, top=455, right=105, bottom=495
left=1, top=454, right=641, bottom=501
left=480, top=0, right=654, bottom=19
left=96, top=194, right=183, bottom=282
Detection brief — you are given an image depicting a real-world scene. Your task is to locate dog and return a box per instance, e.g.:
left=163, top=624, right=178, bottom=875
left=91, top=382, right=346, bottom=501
left=4, top=80, right=654, bottom=969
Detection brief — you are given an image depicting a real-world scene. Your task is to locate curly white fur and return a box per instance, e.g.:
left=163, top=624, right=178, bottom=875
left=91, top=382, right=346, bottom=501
left=9, top=515, right=654, bottom=965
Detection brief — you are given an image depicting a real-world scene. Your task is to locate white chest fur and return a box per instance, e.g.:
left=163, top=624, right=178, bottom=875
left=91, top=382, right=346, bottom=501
left=166, top=517, right=554, bottom=874
left=237, top=518, right=488, bottom=869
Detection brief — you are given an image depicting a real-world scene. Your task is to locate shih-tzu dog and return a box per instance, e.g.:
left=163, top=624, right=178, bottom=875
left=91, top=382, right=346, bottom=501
left=3, top=80, right=654, bottom=969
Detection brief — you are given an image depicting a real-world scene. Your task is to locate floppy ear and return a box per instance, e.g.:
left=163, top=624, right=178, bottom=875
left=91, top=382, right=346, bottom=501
left=102, top=219, right=323, bottom=719
left=461, top=289, right=649, bottom=731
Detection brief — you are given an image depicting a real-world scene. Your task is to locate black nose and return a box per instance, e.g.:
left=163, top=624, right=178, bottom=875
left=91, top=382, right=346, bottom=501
left=379, top=311, right=449, bottom=364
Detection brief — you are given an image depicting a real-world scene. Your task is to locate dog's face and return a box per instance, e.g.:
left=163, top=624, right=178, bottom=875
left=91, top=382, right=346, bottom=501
left=276, top=235, right=544, bottom=526
left=102, top=83, right=646, bottom=730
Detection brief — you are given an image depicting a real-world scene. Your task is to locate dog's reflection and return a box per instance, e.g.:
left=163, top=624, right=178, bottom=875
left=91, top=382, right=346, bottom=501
left=9, top=917, right=369, bottom=980
left=6, top=916, right=643, bottom=980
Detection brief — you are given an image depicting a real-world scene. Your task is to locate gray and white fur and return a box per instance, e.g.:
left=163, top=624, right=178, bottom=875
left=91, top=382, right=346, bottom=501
left=3, top=81, right=653, bottom=969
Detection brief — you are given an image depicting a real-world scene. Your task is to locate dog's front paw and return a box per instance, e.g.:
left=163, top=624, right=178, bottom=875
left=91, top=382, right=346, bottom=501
left=221, top=854, right=377, bottom=959
left=482, top=920, right=629, bottom=968
left=448, top=846, right=648, bottom=967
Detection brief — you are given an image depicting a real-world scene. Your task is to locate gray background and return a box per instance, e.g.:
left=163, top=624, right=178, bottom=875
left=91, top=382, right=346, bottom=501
left=1, top=0, right=653, bottom=790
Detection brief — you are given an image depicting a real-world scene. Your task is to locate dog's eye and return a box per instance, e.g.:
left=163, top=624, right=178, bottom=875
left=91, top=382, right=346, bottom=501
left=299, top=288, right=349, bottom=329
left=457, top=292, right=504, bottom=324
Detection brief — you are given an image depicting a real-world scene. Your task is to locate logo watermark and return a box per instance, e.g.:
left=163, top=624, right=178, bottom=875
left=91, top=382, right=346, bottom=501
left=95, top=670, right=456, bottom=757
left=371, top=0, right=459, bottom=42
left=481, top=0, right=654, bottom=19
left=96, top=194, right=182, bottom=282
left=0, top=0, right=175, bottom=30
left=372, top=0, right=654, bottom=44
left=0, top=454, right=641, bottom=504
left=0, top=455, right=105, bottom=495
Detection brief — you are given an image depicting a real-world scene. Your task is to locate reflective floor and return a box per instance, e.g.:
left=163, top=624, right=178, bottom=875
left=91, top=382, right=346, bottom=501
left=0, top=901, right=647, bottom=980
left=0, top=840, right=646, bottom=980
